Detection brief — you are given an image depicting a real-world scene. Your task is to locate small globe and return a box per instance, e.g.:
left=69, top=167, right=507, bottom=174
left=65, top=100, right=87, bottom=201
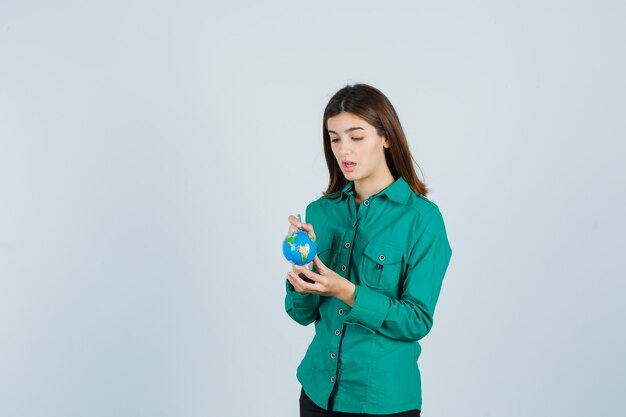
left=283, top=230, right=317, bottom=265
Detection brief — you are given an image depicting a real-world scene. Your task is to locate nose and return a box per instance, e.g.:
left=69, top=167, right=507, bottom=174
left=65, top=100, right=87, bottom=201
left=337, top=138, right=353, bottom=155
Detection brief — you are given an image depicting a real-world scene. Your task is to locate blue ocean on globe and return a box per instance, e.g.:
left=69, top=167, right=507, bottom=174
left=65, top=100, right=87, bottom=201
left=283, top=230, right=317, bottom=265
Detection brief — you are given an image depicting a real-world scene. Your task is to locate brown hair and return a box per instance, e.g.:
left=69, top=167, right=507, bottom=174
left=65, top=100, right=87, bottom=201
left=321, top=83, right=429, bottom=199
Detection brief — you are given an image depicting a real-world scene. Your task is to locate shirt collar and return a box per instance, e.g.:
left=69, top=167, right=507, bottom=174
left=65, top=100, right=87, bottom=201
left=341, top=181, right=355, bottom=198
left=339, top=176, right=413, bottom=204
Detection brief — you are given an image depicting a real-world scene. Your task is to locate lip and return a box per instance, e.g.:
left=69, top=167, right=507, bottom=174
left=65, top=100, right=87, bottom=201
left=342, top=160, right=357, bottom=172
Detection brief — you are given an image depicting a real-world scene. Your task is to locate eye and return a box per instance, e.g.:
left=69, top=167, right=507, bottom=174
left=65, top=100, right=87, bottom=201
left=330, top=138, right=339, bottom=143
left=352, top=137, right=364, bottom=141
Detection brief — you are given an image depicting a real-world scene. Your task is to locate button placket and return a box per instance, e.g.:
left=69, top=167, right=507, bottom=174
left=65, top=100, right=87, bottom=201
left=328, top=213, right=359, bottom=400
left=342, top=224, right=357, bottom=277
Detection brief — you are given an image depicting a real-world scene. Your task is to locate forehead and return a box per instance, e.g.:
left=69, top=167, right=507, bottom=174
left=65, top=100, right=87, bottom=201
left=327, top=112, right=373, bottom=131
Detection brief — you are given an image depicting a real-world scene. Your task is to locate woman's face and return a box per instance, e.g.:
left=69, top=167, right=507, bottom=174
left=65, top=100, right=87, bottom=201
left=327, top=112, right=390, bottom=182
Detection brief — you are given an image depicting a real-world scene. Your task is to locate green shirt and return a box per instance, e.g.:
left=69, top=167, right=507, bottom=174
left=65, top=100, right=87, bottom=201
left=284, top=175, right=452, bottom=414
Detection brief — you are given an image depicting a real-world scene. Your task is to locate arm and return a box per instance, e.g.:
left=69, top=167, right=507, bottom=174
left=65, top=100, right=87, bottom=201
left=284, top=279, right=321, bottom=326
left=283, top=203, right=322, bottom=326
left=344, top=210, right=452, bottom=341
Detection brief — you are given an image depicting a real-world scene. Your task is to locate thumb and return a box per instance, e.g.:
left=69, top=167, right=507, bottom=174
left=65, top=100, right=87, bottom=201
left=313, top=255, right=326, bottom=274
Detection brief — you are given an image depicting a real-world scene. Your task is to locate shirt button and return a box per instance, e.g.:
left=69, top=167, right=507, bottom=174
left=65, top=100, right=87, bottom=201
left=352, top=221, right=357, bottom=227
left=338, top=309, right=344, bottom=315
left=335, top=329, right=341, bottom=336
left=344, top=242, right=350, bottom=248
left=341, top=265, right=347, bottom=271
left=330, top=353, right=336, bottom=359
left=363, top=200, right=369, bottom=206
left=330, top=376, right=336, bottom=383
left=379, top=254, right=385, bottom=261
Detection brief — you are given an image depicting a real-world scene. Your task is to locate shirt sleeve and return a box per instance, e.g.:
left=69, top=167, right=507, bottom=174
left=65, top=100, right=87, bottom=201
left=284, top=279, right=321, bottom=326
left=344, top=209, right=452, bottom=341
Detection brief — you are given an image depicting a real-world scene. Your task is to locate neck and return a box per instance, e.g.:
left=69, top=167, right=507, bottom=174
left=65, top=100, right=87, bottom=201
left=354, top=170, right=395, bottom=203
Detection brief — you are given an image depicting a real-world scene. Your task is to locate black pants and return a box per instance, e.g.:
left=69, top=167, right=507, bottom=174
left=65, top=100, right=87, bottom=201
left=300, top=388, right=421, bottom=417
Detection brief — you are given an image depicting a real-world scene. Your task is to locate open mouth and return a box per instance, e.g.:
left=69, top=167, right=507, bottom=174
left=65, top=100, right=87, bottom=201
left=344, top=162, right=356, bottom=167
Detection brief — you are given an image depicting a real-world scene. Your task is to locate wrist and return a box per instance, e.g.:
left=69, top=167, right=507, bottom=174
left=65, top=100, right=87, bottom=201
left=336, top=279, right=356, bottom=306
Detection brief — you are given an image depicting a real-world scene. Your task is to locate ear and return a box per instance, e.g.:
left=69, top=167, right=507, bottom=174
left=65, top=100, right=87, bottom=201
left=383, top=137, right=390, bottom=148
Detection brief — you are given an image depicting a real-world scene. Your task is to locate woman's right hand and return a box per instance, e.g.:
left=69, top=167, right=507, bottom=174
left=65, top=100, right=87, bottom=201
left=287, top=214, right=316, bottom=272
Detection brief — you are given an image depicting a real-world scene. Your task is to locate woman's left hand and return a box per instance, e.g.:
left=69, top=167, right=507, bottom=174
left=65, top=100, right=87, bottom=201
left=287, top=255, right=355, bottom=307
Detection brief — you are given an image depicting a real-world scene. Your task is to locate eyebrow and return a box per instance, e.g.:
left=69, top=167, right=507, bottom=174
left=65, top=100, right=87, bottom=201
left=328, top=127, right=365, bottom=135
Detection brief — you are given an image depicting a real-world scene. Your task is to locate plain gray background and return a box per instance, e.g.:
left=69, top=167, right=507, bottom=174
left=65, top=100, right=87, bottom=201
left=1, top=1, right=625, bottom=416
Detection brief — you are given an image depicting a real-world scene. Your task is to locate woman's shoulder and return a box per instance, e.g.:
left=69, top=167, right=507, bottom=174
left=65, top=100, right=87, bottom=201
left=405, top=191, right=443, bottom=220
left=305, top=195, right=331, bottom=219
left=399, top=194, right=450, bottom=245
left=307, top=190, right=341, bottom=209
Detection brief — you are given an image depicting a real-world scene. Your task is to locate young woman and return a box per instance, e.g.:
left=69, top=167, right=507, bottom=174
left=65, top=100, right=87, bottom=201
left=285, top=83, right=452, bottom=416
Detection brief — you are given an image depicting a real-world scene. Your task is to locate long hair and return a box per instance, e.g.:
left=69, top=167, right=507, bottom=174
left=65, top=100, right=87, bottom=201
left=321, top=83, right=429, bottom=199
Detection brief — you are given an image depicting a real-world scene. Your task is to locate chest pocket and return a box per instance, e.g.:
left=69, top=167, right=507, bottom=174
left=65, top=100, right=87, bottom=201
left=360, top=241, right=403, bottom=292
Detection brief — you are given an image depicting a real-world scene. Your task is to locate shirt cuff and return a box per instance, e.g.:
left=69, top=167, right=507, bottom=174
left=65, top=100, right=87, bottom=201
left=285, top=279, right=319, bottom=308
left=344, top=285, right=390, bottom=332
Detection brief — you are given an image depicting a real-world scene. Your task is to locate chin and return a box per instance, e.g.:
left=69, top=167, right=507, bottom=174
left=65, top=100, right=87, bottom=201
left=344, top=173, right=363, bottom=181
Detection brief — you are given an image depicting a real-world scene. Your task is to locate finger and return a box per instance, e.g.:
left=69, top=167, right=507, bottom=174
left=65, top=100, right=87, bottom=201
left=286, top=217, right=305, bottom=237
left=286, top=226, right=304, bottom=237
left=312, top=255, right=326, bottom=274
left=286, top=220, right=316, bottom=241
left=288, top=215, right=303, bottom=229
left=294, top=265, right=321, bottom=284
left=300, top=223, right=316, bottom=241
left=287, top=271, right=305, bottom=292
left=288, top=271, right=316, bottom=293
